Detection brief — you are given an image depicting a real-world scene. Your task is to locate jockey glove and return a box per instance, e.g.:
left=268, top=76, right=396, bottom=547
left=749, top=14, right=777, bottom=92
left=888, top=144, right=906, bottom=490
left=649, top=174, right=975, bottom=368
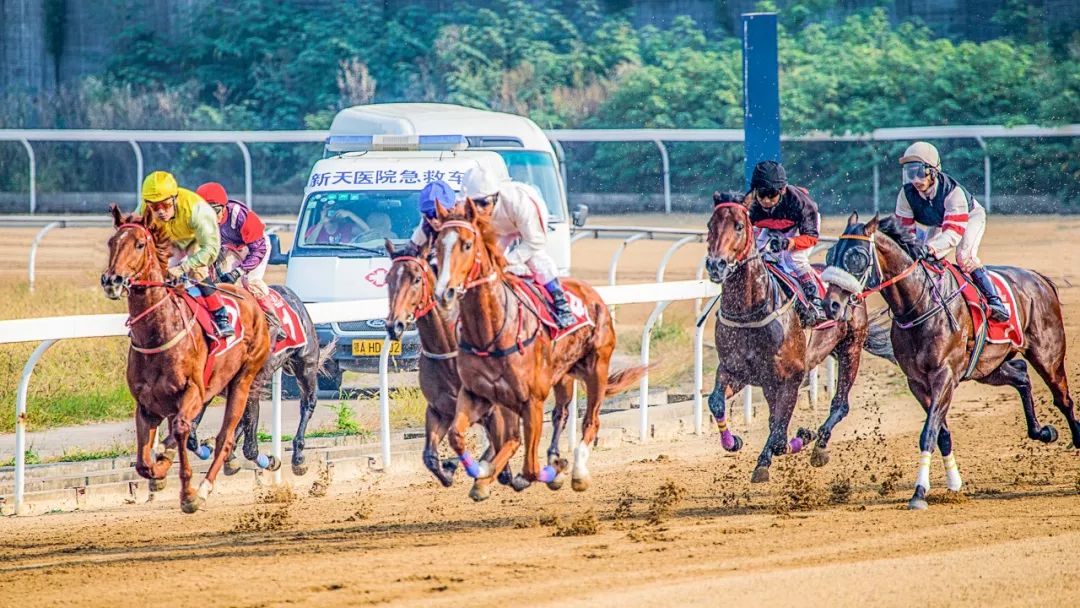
left=767, top=236, right=790, bottom=253
left=219, top=268, right=243, bottom=283
left=911, top=242, right=933, bottom=261
left=167, top=266, right=185, bottom=279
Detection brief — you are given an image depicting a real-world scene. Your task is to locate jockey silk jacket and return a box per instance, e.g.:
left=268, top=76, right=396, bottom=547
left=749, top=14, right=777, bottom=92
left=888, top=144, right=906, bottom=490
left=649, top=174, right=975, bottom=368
left=136, top=188, right=222, bottom=273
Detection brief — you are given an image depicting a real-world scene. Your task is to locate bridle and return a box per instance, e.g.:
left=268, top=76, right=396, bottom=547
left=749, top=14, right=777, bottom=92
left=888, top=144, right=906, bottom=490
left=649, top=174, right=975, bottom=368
left=108, top=222, right=196, bottom=354
left=706, top=203, right=759, bottom=279
left=438, top=220, right=498, bottom=290
left=390, top=255, right=438, bottom=321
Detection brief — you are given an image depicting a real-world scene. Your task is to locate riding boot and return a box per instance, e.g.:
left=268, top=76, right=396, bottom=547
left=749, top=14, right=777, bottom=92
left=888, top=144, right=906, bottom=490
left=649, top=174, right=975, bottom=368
left=970, top=267, right=1011, bottom=322
left=257, top=295, right=287, bottom=342
left=796, top=273, right=826, bottom=327
left=544, top=279, right=577, bottom=329
left=202, top=291, right=235, bottom=338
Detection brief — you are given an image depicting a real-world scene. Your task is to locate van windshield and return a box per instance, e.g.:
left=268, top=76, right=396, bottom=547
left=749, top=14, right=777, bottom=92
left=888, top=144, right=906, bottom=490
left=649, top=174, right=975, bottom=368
left=495, top=150, right=564, bottom=221
left=296, top=190, right=418, bottom=256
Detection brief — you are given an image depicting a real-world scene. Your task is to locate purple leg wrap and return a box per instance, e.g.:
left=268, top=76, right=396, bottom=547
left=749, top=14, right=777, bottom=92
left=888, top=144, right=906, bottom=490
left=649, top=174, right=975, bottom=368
left=460, top=452, right=480, bottom=478
left=538, top=465, right=557, bottom=483
left=789, top=437, right=805, bottom=453
left=716, top=416, right=735, bottom=450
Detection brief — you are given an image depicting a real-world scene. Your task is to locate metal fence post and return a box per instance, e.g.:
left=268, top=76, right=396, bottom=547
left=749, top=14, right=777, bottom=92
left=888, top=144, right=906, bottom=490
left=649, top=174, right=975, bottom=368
left=20, top=139, right=35, bottom=214
left=743, top=386, right=753, bottom=426
left=236, top=141, right=253, bottom=208
left=639, top=300, right=672, bottom=442
left=271, top=369, right=283, bottom=485
left=15, top=339, right=58, bottom=515
left=975, top=136, right=991, bottom=213
left=28, top=221, right=63, bottom=292
left=379, top=337, right=392, bottom=469
left=693, top=321, right=705, bottom=434
left=129, top=140, right=144, bottom=209
left=568, top=380, right=578, bottom=452
left=654, top=140, right=671, bottom=214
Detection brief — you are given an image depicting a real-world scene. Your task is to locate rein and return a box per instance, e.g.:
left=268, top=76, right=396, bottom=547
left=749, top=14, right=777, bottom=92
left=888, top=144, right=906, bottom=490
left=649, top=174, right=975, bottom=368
left=438, top=219, right=539, bottom=358
left=391, top=255, right=457, bottom=359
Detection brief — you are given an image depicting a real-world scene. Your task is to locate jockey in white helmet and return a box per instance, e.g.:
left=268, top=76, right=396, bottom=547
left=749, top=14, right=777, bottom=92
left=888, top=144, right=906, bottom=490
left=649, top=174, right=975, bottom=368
left=461, top=166, right=576, bottom=328
left=895, top=141, right=1010, bottom=322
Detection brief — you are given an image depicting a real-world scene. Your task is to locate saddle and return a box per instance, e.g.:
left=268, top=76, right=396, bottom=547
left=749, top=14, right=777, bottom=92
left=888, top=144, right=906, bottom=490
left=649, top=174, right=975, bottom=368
left=263, top=288, right=308, bottom=356
left=506, top=274, right=594, bottom=341
left=177, top=290, right=245, bottom=385
left=939, top=262, right=1023, bottom=348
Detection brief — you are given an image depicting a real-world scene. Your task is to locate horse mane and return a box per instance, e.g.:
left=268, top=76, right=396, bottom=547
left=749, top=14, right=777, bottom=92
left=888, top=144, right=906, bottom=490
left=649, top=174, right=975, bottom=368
left=877, top=215, right=922, bottom=260
left=445, top=203, right=508, bottom=271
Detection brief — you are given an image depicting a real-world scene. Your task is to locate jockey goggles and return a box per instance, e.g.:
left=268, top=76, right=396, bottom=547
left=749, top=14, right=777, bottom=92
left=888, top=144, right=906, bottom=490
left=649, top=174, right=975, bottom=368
left=472, top=193, right=498, bottom=208
left=902, top=162, right=930, bottom=184
left=144, top=195, right=177, bottom=211
left=754, top=186, right=782, bottom=201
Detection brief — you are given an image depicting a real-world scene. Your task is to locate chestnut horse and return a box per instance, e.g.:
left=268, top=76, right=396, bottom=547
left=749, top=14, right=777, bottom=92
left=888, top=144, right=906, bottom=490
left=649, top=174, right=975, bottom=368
left=432, top=200, right=647, bottom=501
left=823, top=214, right=1078, bottom=509
left=383, top=241, right=577, bottom=487
left=101, top=205, right=270, bottom=513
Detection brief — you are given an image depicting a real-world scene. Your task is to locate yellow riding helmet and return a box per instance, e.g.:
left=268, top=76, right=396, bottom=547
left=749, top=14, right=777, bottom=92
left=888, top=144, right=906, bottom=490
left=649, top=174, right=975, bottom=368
left=142, top=171, right=179, bottom=202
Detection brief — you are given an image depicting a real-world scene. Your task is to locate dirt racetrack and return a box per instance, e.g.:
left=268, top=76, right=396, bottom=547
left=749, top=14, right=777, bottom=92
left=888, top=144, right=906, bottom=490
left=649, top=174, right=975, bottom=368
left=3, top=215, right=1080, bottom=606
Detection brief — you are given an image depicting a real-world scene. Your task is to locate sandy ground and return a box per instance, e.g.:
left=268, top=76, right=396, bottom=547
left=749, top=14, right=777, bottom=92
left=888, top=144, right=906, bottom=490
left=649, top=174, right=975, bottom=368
left=2, top=215, right=1080, bottom=606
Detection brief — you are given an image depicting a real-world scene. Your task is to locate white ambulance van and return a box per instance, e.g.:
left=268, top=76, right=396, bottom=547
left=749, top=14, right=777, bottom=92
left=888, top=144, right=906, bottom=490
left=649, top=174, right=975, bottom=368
left=274, top=103, right=583, bottom=392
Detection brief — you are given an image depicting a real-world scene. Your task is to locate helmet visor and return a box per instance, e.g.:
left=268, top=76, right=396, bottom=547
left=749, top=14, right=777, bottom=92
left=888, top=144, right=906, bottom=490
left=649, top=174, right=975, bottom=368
left=902, top=162, right=929, bottom=184
left=145, top=196, right=176, bottom=211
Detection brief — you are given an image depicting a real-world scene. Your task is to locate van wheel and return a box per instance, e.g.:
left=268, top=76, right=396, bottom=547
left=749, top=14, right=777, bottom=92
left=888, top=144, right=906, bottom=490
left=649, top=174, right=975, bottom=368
left=318, top=360, right=343, bottom=393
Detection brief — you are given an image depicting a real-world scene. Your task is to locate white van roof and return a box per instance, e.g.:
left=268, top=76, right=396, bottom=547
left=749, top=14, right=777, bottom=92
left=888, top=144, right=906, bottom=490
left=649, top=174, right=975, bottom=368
left=304, top=150, right=509, bottom=194
left=328, top=103, right=554, bottom=153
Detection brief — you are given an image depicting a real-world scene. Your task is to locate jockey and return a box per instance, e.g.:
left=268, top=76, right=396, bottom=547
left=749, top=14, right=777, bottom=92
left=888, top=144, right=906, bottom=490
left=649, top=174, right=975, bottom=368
left=195, top=182, right=287, bottom=342
left=746, top=160, right=825, bottom=326
left=461, top=166, right=577, bottom=329
left=137, top=171, right=233, bottom=338
left=895, top=142, right=1010, bottom=322
left=406, top=179, right=458, bottom=253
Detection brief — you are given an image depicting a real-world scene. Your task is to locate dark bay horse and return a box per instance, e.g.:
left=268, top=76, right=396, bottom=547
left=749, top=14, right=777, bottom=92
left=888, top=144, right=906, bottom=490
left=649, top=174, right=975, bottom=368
left=704, top=199, right=820, bottom=482
left=384, top=241, right=575, bottom=487
left=101, top=205, right=270, bottom=513
left=823, top=214, right=1078, bottom=509
left=431, top=200, right=647, bottom=501
left=188, top=284, right=332, bottom=477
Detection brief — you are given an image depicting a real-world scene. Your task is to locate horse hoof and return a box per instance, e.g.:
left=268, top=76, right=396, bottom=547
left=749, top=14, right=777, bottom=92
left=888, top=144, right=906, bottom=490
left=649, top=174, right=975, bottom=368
left=181, top=496, right=204, bottom=514
left=810, top=446, right=830, bottom=468
left=1041, top=425, right=1059, bottom=444
left=750, top=467, right=770, bottom=483
left=292, top=463, right=309, bottom=477
left=224, top=457, right=242, bottom=476
left=497, top=467, right=513, bottom=486
left=511, top=474, right=532, bottom=492
left=547, top=472, right=567, bottom=491
left=723, top=435, right=744, bottom=453
left=149, top=478, right=167, bottom=492
left=267, top=455, right=281, bottom=472
left=908, top=498, right=929, bottom=511
left=442, top=459, right=460, bottom=475
left=469, top=483, right=491, bottom=502
left=796, top=427, right=816, bottom=443
left=474, top=461, right=494, bottom=480
left=571, top=475, right=591, bottom=492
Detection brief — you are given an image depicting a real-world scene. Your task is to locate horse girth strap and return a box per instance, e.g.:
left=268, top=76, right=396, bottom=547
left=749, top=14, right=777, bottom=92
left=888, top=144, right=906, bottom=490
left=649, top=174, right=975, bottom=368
left=421, top=348, right=459, bottom=360
left=130, top=314, right=198, bottom=354
left=459, top=331, right=538, bottom=358
left=717, top=295, right=796, bottom=329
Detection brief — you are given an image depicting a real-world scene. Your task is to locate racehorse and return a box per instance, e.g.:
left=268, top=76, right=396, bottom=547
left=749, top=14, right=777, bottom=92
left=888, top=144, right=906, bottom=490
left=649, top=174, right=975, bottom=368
left=101, top=204, right=270, bottom=513
left=383, top=241, right=576, bottom=487
left=431, top=200, right=648, bottom=501
left=822, top=213, right=1078, bottom=509
left=703, top=198, right=817, bottom=482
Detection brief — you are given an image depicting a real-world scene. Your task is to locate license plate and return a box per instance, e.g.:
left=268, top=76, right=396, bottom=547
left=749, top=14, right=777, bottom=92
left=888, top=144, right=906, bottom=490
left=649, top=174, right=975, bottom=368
left=352, top=339, right=402, bottom=357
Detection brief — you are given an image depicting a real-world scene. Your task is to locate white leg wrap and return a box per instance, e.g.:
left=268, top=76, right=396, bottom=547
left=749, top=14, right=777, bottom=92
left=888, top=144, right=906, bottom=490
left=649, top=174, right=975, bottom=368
left=197, top=479, right=214, bottom=500
left=573, top=443, right=591, bottom=478
left=915, top=451, right=932, bottom=490
left=943, top=453, right=962, bottom=491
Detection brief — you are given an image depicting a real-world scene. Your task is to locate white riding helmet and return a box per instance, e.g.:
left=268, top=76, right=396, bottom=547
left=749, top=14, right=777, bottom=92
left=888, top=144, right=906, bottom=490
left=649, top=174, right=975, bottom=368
left=462, top=166, right=505, bottom=200
left=899, top=142, right=941, bottom=169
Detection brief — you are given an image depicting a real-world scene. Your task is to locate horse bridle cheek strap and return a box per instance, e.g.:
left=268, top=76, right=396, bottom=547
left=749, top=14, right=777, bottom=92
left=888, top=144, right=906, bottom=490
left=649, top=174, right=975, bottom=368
left=393, top=256, right=436, bottom=320
left=710, top=203, right=756, bottom=268
left=439, top=220, right=498, bottom=290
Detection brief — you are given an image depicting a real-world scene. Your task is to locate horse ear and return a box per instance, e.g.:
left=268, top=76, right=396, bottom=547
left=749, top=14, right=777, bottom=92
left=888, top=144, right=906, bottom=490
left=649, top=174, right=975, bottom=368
left=712, top=191, right=724, bottom=206
left=384, top=239, right=395, bottom=256
left=847, top=211, right=859, bottom=227
left=435, top=199, right=449, bottom=220
left=865, top=214, right=880, bottom=236
left=465, top=197, right=478, bottom=220
left=108, top=203, right=123, bottom=227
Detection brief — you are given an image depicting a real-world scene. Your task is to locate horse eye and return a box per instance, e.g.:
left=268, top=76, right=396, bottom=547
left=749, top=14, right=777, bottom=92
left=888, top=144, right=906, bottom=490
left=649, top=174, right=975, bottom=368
left=735, top=222, right=744, bottom=231
left=135, top=241, right=145, bottom=250
left=462, top=240, right=472, bottom=252
left=413, top=274, right=422, bottom=284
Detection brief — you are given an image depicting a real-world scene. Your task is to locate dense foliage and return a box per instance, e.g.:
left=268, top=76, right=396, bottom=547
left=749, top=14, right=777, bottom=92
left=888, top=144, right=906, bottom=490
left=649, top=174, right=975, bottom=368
left=2, top=1, right=1077, bottom=211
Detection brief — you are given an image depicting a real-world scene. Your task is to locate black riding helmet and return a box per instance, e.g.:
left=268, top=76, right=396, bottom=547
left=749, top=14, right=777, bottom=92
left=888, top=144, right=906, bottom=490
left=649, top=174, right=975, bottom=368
left=750, top=160, right=787, bottom=199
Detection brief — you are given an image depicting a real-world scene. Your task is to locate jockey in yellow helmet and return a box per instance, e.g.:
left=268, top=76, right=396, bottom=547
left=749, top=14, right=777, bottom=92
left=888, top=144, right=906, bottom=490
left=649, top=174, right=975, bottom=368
left=137, top=171, right=234, bottom=337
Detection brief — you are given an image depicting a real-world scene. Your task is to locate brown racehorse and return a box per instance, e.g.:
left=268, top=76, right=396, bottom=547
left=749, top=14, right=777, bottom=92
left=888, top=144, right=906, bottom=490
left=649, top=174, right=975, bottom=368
left=704, top=199, right=827, bottom=482
left=101, top=205, right=270, bottom=513
left=383, top=241, right=576, bottom=487
left=823, top=214, right=1078, bottom=510
left=431, top=200, right=647, bottom=501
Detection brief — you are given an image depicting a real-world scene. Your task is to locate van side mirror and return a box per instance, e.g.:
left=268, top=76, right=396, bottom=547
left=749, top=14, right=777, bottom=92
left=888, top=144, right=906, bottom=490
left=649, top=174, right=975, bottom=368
left=268, top=233, right=289, bottom=265
left=572, top=204, right=589, bottom=228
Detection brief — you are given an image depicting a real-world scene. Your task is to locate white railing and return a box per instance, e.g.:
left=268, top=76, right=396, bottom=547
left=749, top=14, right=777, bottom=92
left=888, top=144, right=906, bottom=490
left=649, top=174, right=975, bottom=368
left=3, top=124, right=1077, bottom=214
left=4, top=278, right=783, bottom=515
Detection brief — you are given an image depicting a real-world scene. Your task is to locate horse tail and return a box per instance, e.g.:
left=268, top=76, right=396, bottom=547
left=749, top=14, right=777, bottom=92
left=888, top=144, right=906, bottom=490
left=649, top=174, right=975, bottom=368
left=862, top=308, right=896, bottom=364
left=316, top=339, right=337, bottom=377
left=604, top=364, right=652, bottom=397
left=1032, top=270, right=1059, bottom=298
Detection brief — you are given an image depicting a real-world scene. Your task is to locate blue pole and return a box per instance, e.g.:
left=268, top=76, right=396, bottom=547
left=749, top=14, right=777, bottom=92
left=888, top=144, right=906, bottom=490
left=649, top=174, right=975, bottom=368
left=742, top=13, right=781, bottom=191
